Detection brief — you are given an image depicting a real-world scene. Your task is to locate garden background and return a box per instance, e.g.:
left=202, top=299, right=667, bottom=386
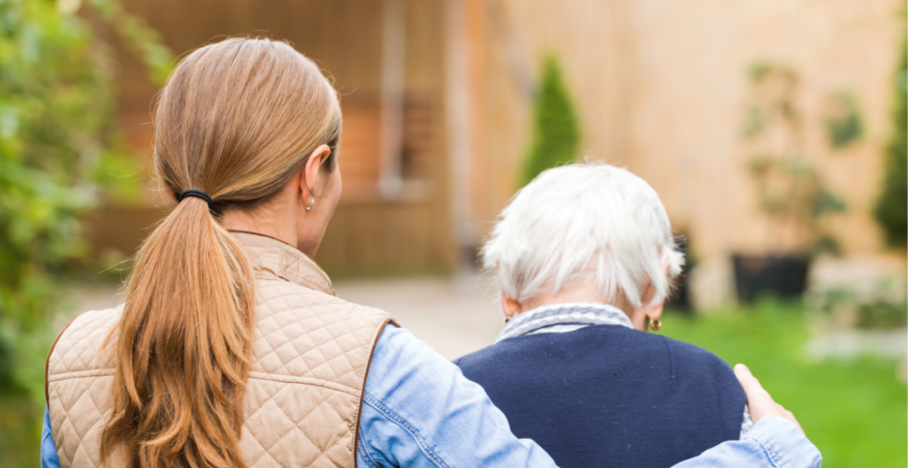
left=0, top=0, right=905, bottom=467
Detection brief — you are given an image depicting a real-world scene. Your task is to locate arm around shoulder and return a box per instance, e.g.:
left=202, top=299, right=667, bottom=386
left=670, top=416, right=821, bottom=468
left=357, top=324, right=559, bottom=468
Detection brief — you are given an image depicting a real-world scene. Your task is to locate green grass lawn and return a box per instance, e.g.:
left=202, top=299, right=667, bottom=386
left=660, top=302, right=907, bottom=468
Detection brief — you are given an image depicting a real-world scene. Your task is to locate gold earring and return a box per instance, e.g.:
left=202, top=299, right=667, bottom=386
left=650, top=318, right=662, bottom=331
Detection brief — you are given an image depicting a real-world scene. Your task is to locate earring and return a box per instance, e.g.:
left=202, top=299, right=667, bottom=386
left=304, top=196, right=315, bottom=211
left=649, top=318, right=662, bottom=331
left=504, top=316, right=511, bottom=324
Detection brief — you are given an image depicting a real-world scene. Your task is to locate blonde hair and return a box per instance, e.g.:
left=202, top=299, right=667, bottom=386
left=100, top=38, right=341, bottom=468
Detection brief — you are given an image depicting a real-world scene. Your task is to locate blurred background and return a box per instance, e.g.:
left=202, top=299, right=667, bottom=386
left=0, top=0, right=905, bottom=466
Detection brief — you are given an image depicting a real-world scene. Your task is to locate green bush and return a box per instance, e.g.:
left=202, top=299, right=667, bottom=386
left=522, top=55, right=580, bottom=186
left=874, top=38, right=907, bottom=247
left=824, top=92, right=863, bottom=149
left=740, top=63, right=847, bottom=256
left=0, top=1, right=171, bottom=463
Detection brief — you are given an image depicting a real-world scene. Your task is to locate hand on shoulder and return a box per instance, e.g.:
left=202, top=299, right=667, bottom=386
left=734, top=363, right=803, bottom=433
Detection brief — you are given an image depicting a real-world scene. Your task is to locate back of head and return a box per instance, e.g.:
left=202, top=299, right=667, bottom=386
left=100, top=38, right=341, bottom=468
left=482, top=163, right=683, bottom=308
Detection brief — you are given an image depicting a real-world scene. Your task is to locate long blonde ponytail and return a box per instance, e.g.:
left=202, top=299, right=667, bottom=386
left=100, top=38, right=341, bottom=468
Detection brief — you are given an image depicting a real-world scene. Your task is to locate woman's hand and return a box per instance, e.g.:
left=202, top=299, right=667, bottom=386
left=734, top=363, right=804, bottom=433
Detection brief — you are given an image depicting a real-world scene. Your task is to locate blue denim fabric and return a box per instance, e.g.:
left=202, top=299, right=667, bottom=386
left=41, top=409, right=60, bottom=468
left=41, top=324, right=821, bottom=468
left=672, top=416, right=822, bottom=468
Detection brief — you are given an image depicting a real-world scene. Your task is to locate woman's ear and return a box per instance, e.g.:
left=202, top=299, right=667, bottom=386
left=646, top=302, right=664, bottom=322
left=635, top=282, right=664, bottom=330
left=648, top=254, right=671, bottom=321
left=302, top=144, right=333, bottom=198
left=660, top=254, right=671, bottom=274
left=500, top=291, right=522, bottom=318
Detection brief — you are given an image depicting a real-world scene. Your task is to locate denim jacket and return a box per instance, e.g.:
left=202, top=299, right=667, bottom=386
left=43, top=324, right=821, bottom=468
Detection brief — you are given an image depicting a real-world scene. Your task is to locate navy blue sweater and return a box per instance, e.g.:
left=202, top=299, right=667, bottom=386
left=455, top=325, right=746, bottom=468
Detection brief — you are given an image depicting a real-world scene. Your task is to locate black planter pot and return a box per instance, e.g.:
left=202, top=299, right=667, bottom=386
left=732, top=254, right=810, bottom=304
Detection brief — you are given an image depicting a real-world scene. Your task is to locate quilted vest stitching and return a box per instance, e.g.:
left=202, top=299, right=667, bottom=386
left=46, top=234, right=392, bottom=468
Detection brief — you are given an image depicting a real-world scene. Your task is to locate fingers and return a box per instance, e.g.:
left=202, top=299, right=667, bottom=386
left=776, top=403, right=803, bottom=433
left=734, top=364, right=773, bottom=413
left=734, top=363, right=759, bottom=392
left=734, top=363, right=805, bottom=434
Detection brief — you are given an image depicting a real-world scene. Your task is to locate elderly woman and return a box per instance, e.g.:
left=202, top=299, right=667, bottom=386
left=456, top=163, right=764, bottom=468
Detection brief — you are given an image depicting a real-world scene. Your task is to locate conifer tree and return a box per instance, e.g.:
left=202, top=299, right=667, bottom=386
left=522, top=55, right=580, bottom=185
left=874, top=39, right=907, bottom=247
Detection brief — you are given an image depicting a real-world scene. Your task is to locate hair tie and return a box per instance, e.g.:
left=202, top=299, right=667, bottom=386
left=178, top=189, right=213, bottom=207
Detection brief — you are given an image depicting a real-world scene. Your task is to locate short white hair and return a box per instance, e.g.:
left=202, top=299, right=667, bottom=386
left=482, top=163, right=684, bottom=308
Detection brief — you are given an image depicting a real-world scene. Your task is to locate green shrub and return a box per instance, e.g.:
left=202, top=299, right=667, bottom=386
left=0, top=1, right=171, bottom=462
left=522, top=55, right=580, bottom=186
left=824, top=92, right=863, bottom=149
left=874, top=38, right=907, bottom=247
left=740, top=63, right=846, bottom=256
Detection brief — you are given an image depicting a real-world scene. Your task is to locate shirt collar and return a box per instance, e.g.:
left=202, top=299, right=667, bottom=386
left=495, top=302, right=633, bottom=344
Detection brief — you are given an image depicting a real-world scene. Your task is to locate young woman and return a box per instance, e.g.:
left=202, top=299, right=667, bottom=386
left=41, top=38, right=818, bottom=468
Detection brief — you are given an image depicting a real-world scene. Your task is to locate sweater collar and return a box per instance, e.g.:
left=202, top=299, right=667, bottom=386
left=495, top=302, right=633, bottom=344
left=229, top=231, right=335, bottom=296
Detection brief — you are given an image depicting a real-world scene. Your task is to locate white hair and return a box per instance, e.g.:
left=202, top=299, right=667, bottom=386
left=482, top=163, right=684, bottom=308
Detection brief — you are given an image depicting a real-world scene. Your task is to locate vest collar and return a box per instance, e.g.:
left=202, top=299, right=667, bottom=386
left=229, top=231, right=335, bottom=296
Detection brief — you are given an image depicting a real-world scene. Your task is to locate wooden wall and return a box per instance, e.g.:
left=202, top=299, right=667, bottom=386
left=473, top=0, right=904, bottom=260
left=88, top=0, right=902, bottom=274
left=89, top=0, right=453, bottom=275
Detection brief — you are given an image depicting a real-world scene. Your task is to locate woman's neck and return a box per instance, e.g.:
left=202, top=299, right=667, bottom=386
left=519, top=285, right=634, bottom=317
left=513, top=282, right=653, bottom=331
left=220, top=203, right=299, bottom=251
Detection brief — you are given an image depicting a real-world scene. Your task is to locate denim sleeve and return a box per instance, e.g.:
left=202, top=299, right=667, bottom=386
left=673, top=416, right=822, bottom=468
left=41, top=407, right=62, bottom=468
left=356, top=324, right=558, bottom=467
left=358, top=324, right=822, bottom=468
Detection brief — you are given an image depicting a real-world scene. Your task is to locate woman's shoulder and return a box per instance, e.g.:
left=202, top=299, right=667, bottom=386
left=52, top=305, right=123, bottom=352
left=453, top=331, right=541, bottom=369
left=456, top=324, right=645, bottom=368
left=253, top=276, right=394, bottom=324
left=656, top=333, right=733, bottom=372
left=46, top=305, right=124, bottom=381
left=654, top=335, right=744, bottom=399
left=456, top=324, right=736, bottom=382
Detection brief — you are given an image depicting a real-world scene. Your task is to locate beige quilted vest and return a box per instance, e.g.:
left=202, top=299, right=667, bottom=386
left=46, top=232, right=393, bottom=467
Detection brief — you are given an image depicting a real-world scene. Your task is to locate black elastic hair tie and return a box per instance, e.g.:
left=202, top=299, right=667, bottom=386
left=177, top=189, right=213, bottom=207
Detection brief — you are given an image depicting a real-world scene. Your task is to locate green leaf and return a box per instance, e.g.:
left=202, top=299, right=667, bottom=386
left=825, top=92, right=864, bottom=149
left=747, top=61, right=772, bottom=84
